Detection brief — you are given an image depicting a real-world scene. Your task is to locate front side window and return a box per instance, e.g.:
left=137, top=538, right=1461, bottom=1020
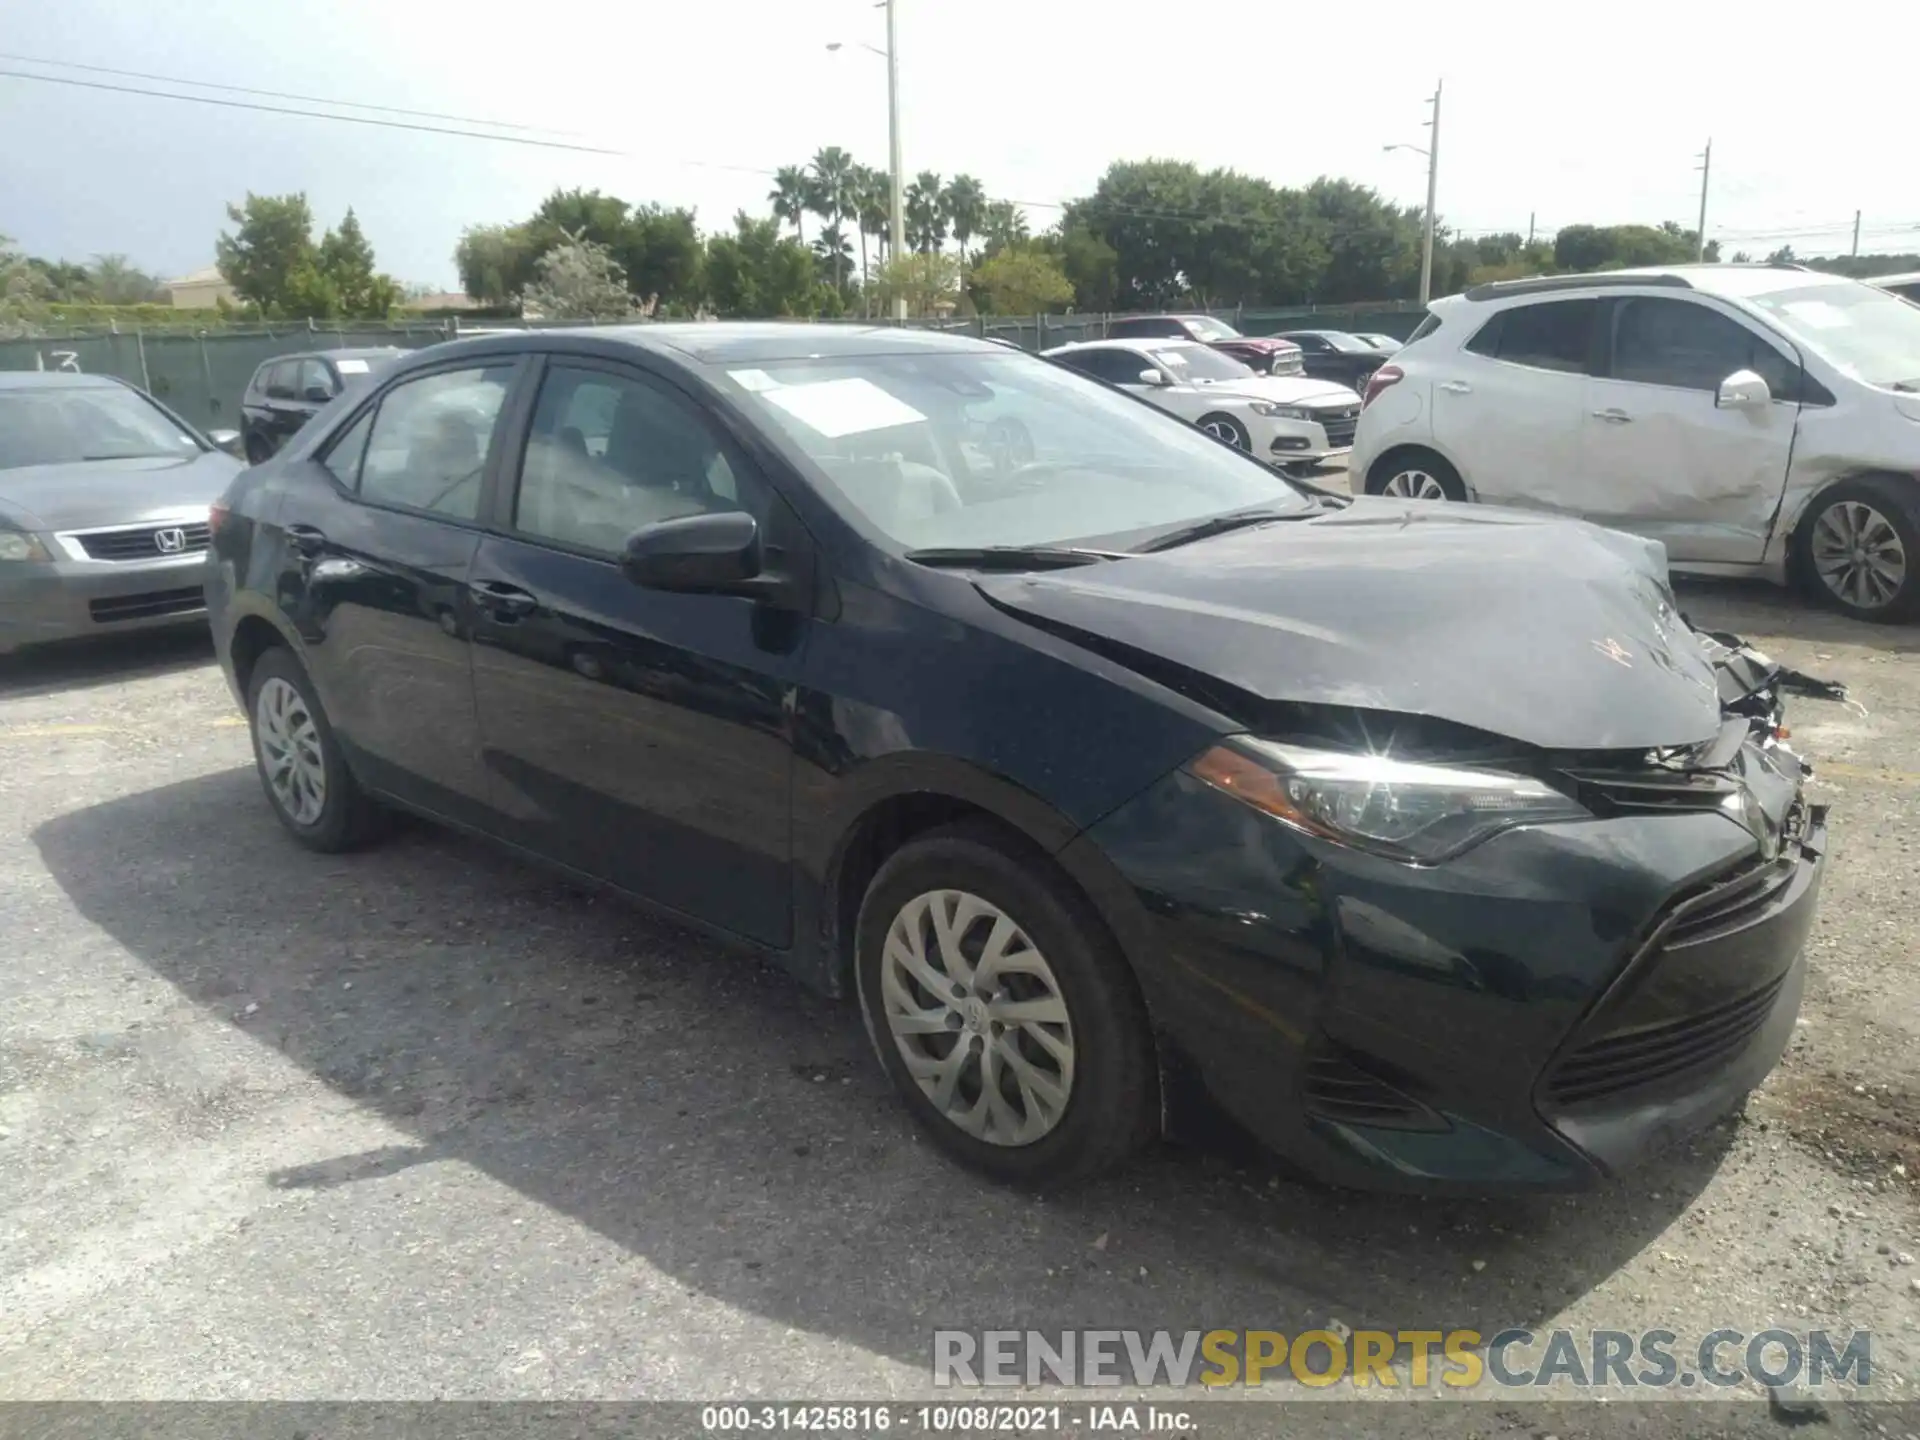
left=723, top=350, right=1313, bottom=551
left=1609, top=297, right=1795, bottom=395
left=356, top=366, right=514, bottom=520
left=514, top=364, right=751, bottom=554
left=1467, top=300, right=1595, bottom=374
left=0, top=386, right=203, bottom=471
left=1747, top=281, right=1920, bottom=391
left=321, top=407, right=374, bottom=488
left=298, top=359, right=334, bottom=400
left=265, top=362, right=298, bottom=398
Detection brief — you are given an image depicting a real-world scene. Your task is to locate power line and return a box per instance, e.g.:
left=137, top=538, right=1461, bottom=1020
left=0, top=69, right=626, bottom=156
left=0, top=50, right=575, bottom=134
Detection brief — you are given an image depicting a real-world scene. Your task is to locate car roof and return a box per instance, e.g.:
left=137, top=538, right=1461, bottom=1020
left=1454, top=263, right=1861, bottom=307
left=1866, top=270, right=1920, bottom=288
left=565, top=322, right=1006, bottom=365
left=1043, top=338, right=1187, bottom=355
left=0, top=371, right=127, bottom=391
left=258, top=346, right=406, bottom=366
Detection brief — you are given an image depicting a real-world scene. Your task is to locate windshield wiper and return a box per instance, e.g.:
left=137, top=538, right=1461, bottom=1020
left=1133, top=504, right=1320, bottom=553
left=905, top=544, right=1125, bottom=570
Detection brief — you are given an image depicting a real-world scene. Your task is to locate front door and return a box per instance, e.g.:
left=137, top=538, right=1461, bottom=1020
left=1580, top=295, right=1798, bottom=564
left=1432, top=297, right=1597, bottom=510
left=274, top=359, right=521, bottom=828
left=467, top=357, right=804, bottom=947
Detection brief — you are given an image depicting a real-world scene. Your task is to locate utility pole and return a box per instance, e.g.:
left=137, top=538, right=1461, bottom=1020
left=1418, top=80, right=1442, bottom=307
left=1852, top=210, right=1862, bottom=257
left=885, top=0, right=906, bottom=321
left=1695, top=139, right=1711, bottom=262
left=1527, top=212, right=1535, bottom=247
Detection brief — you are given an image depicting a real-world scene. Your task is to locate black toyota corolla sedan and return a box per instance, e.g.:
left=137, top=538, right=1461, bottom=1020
left=204, top=323, right=1827, bottom=1192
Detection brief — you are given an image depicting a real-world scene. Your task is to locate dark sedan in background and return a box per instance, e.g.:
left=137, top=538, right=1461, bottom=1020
left=1, top=372, right=242, bottom=654
left=207, top=323, right=1824, bottom=1193
left=239, top=347, right=402, bottom=462
left=1104, top=314, right=1305, bottom=376
left=1273, top=328, right=1400, bottom=390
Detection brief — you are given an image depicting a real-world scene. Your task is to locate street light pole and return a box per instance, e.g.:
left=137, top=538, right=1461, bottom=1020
left=1419, top=80, right=1441, bottom=308
left=885, top=0, right=905, bottom=321
left=1695, top=139, right=1711, bottom=262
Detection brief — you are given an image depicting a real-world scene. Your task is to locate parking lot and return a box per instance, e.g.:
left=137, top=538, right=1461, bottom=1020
left=3, top=514, right=1918, bottom=1416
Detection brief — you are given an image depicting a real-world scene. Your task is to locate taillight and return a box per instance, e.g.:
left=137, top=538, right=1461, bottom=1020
left=1361, top=364, right=1404, bottom=410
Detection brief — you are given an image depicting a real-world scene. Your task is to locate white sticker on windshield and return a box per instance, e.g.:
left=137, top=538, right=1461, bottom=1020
left=757, top=376, right=925, bottom=437
left=728, top=368, right=781, bottom=392
left=334, top=358, right=371, bottom=375
left=1152, top=350, right=1188, bottom=366
left=1781, top=301, right=1850, bottom=331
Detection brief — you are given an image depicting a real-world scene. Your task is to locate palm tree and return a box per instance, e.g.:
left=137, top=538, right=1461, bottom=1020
left=769, top=166, right=810, bottom=248
left=905, top=171, right=947, bottom=255
left=943, top=174, right=987, bottom=263
left=809, top=147, right=858, bottom=293
left=851, top=165, right=888, bottom=308
left=980, top=200, right=1029, bottom=255
left=813, top=222, right=854, bottom=294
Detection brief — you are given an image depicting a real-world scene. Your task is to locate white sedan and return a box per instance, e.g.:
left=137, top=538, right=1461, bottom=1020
left=1042, top=339, right=1362, bottom=471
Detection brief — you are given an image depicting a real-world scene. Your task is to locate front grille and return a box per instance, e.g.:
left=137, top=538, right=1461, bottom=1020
left=88, top=586, right=206, bottom=624
left=1313, top=406, right=1360, bottom=447
left=76, top=522, right=212, bottom=562
left=1303, top=1054, right=1443, bottom=1130
left=1569, top=770, right=1738, bottom=815
left=1268, top=354, right=1304, bottom=376
left=1664, top=857, right=1797, bottom=946
left=1545, top=974, right=1785, bottom=1106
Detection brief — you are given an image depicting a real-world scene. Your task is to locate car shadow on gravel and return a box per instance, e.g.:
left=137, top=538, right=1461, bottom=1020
left=0, top=627, right=216, bottom=699
left=34, top=767, right=1739, bottom=1375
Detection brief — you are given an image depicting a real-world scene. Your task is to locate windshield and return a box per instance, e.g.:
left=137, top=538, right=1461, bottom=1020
left=1148, top=344, right=1256, bottom=382
left=0, top=387, right=203, bottom=471
left=1313, top=331, right=1375, bottom=353
left=1748, top=282, right=1920, bottom=389
left=1181, top=316, right=1242, bottom=341
left=722, top=351, right=1312, bottom=550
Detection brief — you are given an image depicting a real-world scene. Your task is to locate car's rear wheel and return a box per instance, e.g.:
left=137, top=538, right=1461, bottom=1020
left=1367, top=448, right=1466, bottom=502
left=854, top=824, right=1157, bottom=1187
left=1198, top=413, right=1251, bottom=452
left=246, top=647, right=386, bottom=851
left=1795, top=476, right=1920, bottom=623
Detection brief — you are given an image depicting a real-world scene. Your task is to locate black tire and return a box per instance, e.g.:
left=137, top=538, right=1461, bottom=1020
left=244, top=432, right=273, bottom=465
left=1365, top=447, right=1466, bottom=502
left=245, top=646, right=386, bottom=852
left=1793, top=475, right=1920, bottom=624
left=853, top=823, right=1158, bottom=1188
left=1197, top=413, right=1252, bottom=452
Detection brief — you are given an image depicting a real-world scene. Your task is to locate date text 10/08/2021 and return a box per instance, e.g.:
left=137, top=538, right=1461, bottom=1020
left=701, top=1405, right=1190, bottom=1432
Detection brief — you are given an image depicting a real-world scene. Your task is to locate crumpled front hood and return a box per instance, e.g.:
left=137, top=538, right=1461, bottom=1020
left=978, top=499, right=1726, bottom=751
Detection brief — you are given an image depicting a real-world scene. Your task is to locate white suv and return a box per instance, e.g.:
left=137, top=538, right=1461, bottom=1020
left=1351, top=265, right=1920, bottom=622
left=1042, top=339, right=1361, bottom=472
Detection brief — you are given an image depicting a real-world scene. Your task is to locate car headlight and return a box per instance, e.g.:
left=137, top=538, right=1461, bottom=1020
left=0, top=529, right=51, bottom=563
left=1248, top=402, right=1312, bottom=420
left=1189, top=737, right=1591, bottom=863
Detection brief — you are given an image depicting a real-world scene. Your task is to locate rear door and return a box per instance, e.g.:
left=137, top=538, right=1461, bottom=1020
left=1430, top=298, right=1597, bottom=509
left=466, top=355, right=806, bottom=946
left=272, top=359, right=524, bottom=827
left=1580, top=295, right=1798, bottom=563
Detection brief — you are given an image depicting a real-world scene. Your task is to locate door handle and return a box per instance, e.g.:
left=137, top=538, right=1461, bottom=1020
left=469, top=579, right=538, bottom=620
left=285, top=523, right=327, bottom=558
left=1439, top=380, right=1473, bottom=394
left=1591, top=408, right=1634, bottom=424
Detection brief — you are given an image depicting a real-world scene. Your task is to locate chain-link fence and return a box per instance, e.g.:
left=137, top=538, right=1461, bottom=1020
left=0, top=303, right=1428, bottom=434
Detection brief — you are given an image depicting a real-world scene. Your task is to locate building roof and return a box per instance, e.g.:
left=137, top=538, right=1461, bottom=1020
left=165, top=266, right=228, bottom=287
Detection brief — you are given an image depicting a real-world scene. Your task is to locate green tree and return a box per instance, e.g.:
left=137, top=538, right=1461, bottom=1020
left=944, top=174, right=987, bottom=262
left=769, top=165, right=811, bottom=248
left=851, top=164, right=890, bottom=299
left=216, top=192, right=322, bottom=315
left=813, top=221, right=854, bottom=293
left=972, top=247, right=1073, bottom=315
left=905, top=171, right=948, bottom=254
left=979, top=200, right=1030, bottom=258
left=1047, top=226, right=1119, bottom=311
left=88, top=254, right=163, bottom=305
left=316, top=209, right=400, bottom=317
left=875, top=250, right=963, bottom=317
left=521, top=232, right=634, bottom=319
left=455, top=223, right=539, bottom=303
left=619, top=204, right=704, bottom=312
left=807, top=148, right=857, bottom=292
left=703, top=212, right=817, bottom=317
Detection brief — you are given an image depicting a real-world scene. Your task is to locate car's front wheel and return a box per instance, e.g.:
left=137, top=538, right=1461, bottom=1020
left=1796, top=476, right=1920, bottom=623
left=1198, top=413, right=1252, bottom=452
left=854, top=824, right=1157, bottom=1187
left=246, top=647, right=386, bottom=851
left=244, top=432, right=273, bottom=465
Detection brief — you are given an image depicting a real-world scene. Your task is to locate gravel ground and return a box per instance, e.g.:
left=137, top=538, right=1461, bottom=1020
left=1, top=539, right=1917, bottom=1430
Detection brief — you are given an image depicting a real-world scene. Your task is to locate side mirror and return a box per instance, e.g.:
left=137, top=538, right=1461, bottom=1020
left=304, top=385, right=334, bottom=404
left=621, top=511, right=765, bottom=596
left=1716, top=369, right=1771, bottom=410
left=1137, top=369, right=1168, bottom=387
left=207, top=429, right=244, bottom=458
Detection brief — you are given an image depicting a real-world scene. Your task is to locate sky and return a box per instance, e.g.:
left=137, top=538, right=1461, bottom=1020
left=1, top=0, right=1914, bottom=290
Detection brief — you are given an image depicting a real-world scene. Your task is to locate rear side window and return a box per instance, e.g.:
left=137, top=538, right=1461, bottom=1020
left=356, top=365, right=516, bottom=520
left=1465, top=300, right=1595, bottom=374
left=1607, top=297, right=1796, bottom=396
left=264, top=362, right=299, bottom=399
left=297, top=359, right=334, bottom=400
left=1405, top=313, right=1442, bottom=345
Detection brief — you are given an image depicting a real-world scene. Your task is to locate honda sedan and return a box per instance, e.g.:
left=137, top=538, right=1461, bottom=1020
left=206, top=324, right=1827, bottom=1191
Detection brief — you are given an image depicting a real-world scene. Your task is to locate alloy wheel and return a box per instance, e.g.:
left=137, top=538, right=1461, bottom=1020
left=1811, top=499, right=1907, bottom=612
left=1202, top=418, right=1248, bottom=449
left=879, top=888, right=1074, bottom=1147
left=255, top=676, right=328, bottom=826
left=1382, top=468, right=1448, bottom=501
